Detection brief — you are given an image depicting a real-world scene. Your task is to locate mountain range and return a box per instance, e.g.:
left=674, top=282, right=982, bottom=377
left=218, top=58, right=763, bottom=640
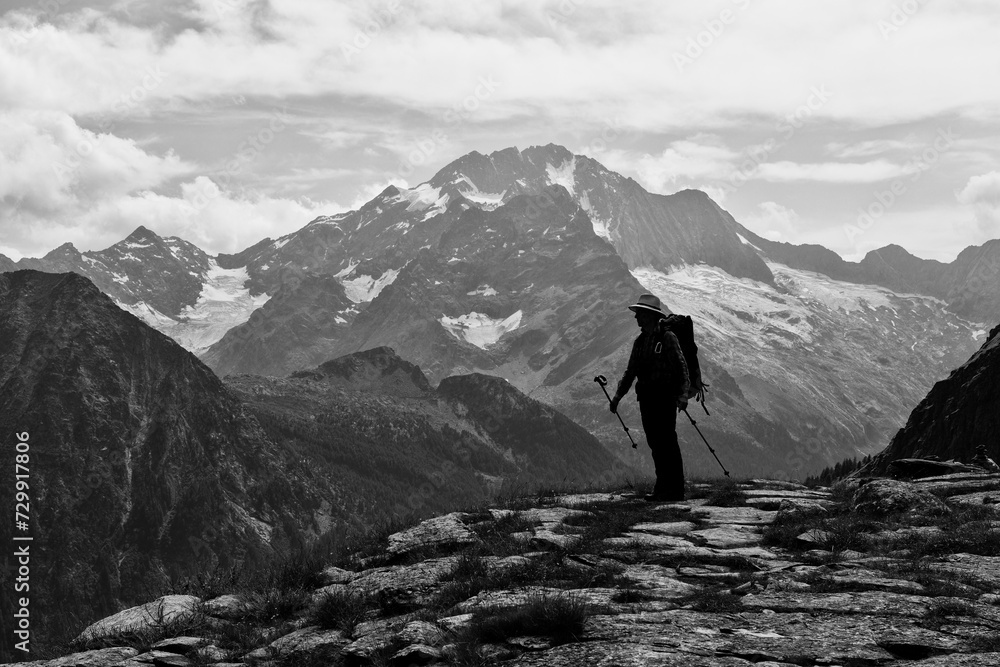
left=0, top=269, right=618, bottom=646
left=2, top=143, right=994, bottom=479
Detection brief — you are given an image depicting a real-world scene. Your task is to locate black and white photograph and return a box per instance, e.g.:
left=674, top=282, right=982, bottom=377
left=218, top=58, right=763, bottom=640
left=2, top=0, right=1000, bottom=663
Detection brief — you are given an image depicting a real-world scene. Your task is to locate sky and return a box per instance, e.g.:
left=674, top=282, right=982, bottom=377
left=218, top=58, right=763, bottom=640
left=1, top=0, right=999, bottom=263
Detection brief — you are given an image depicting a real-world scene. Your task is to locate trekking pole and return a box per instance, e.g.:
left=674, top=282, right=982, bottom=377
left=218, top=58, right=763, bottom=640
left=681, top=407, right=730, bottom=477
left=594, top=375, right=637, bottom=449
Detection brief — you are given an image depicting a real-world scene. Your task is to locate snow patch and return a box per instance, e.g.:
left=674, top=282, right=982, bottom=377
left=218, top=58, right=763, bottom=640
left=467, top=285, right=498, bottom=296
left=736, top=233, right=763, bottom=253
left=342, top=268, right=400, bottom=303
left=440, top=310, right=523, bottom=349
left=454, top=175, right=506, bottom=210
left=399, top=183, right=449, bottom=218
left=122, top=241, right=151, bottom=249
left=335, top=260, right=359, bottom=278
left=545, top=157, right=576, bottom=196
left=580, top=189, right=612, bottom=242
left=273, top=238, right=290, bottom=249
left=121, top=260, right=270, bottom=354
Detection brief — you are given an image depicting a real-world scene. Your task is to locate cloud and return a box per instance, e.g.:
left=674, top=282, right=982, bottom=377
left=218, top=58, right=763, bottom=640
left=825, top=138, right=922, bottom=159
left=957, top=170, right=1000, bottom=237
left=2, top=175, right=339, bottom=257
left=0, top=111, right=192, bottom=215
left=594, top=136, right=738, bottom=193
left=0, top=112, right=338, bottom=256
left=3, top=1, right=1000, bottom=128
left=754, top=160, right=916, bottom=183
left=740, top=201, right=801, bottom=242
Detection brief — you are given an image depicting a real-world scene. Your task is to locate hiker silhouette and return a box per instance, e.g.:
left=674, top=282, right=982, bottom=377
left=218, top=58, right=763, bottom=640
left=610, top=294, right=690, bottom=502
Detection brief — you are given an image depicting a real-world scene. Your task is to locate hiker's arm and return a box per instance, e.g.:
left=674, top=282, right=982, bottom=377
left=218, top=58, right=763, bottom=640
left=664, top=331, right=690, bottom=400
left=612, top=340, right=639, bottom=411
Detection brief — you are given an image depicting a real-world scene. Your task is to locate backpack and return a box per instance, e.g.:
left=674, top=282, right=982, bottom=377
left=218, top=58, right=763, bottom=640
left=655, top=313, right=707, bottom=407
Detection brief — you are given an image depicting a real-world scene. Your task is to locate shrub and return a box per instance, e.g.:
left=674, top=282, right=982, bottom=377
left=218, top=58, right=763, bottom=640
left=308, top=589, right=378, bottom=635
left=462, top=594, right=589, bottom=646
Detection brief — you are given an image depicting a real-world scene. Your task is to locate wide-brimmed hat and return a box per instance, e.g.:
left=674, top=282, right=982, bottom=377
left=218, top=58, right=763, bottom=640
left=627, top=293, right=664, bottom=315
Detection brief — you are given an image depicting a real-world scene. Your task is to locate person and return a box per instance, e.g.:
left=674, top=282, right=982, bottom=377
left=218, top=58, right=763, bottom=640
left=609, top=294, right=690, bottom=502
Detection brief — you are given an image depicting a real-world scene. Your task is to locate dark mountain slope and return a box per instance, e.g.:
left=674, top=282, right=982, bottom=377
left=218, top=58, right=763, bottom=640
left=225, top=346, right=623, bottom=522
left=0, top=270, right=322, bottom=640
left=864, top=324, right=1000, bottom=474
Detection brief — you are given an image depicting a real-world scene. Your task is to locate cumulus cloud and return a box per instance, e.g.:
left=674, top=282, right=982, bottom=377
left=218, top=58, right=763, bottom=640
left=740, top=201, right=801, bottom=242
left=594, top=136, right=738, bottom=194
left=0, top=112, right=337, bottom=256
left=2, top=1, right=999, bottom=126
left=2, top=175, right=339, bottom=257
left=957, top=171, right=1000, bottom=237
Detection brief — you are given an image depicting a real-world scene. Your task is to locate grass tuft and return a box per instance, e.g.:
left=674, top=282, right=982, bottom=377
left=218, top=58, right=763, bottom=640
left=463, top=594, right=590, bottom=646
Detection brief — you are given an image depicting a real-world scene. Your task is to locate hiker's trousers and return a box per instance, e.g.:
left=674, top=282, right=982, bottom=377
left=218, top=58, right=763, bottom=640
left=639, top=397, right=684, bottom=499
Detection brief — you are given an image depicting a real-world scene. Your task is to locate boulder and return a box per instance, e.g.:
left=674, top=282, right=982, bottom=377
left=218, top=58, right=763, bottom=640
left=852, top=479, right=949, bottom=516
left=75, top=595, right=201, bottom=643
left=386, top=512, right=478, bottom=556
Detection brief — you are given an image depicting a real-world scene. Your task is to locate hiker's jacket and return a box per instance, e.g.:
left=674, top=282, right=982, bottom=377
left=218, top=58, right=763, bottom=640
left=616, top=327, right=690, bottom=402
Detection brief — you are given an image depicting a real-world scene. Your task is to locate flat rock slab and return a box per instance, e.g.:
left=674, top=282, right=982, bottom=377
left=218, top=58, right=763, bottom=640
left=691, top=507, right=777, bottom=525
left=28, top=647, right=141, bottom=667
left=900, top=654, right=1000, bottom=666
left=150, top=637, right=208, bottom=654
left=118, top=650, right=194, bottom=666
left=742, top=489, right=829, bottom=499
left=630, top=521, right=698, bottom=535
left=741, top=591, right=933, bottom=617
left=605, top=533, right=697, bottom=550
left=76, top=595, right=201, bottom=642
left=929, top=553, right=1000, bottom=590
left=620, top=564, right=699, bottom=596
left=504, top=640, right=761, bottom=666
left=689, top=525, right=763, bottom=549
left=455, top=587, right=629, bottom=614
left=518, top=506, right=592, bottom=527
left=529, top=528, right=581, bottom=550
left=947, top=490, right=1000, bottom=507
left=805, top=568, right=927, bottom=595
left=582, top=610, right=894, bottom=666
left=551, top=493, right=624, bottom=506
left=386, top=512, right=477, bottom=555
left=349, top=557, right=459, bottom=602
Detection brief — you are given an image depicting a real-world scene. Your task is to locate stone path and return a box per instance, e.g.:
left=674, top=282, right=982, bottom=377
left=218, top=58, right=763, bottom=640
left=15, top=475, right=1000, bottom=667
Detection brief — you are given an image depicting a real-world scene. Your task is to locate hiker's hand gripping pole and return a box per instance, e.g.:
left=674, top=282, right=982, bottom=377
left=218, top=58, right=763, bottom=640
left=594, top=375, right=637, bottom=449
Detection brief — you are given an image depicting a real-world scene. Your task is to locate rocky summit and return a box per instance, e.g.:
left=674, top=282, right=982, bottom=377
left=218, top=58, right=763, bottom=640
left=15, top=474, right=1000, bottom=667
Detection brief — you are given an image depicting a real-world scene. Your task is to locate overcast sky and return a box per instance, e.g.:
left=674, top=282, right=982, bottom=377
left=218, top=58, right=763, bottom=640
left=1, top=0, right=998, bottom=263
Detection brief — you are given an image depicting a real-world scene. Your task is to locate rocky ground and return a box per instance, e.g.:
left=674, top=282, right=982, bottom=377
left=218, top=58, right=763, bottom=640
left=14, top=474, right=1000, bottom=667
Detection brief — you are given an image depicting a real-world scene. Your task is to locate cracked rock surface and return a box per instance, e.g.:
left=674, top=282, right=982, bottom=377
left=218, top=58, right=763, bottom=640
left=17, top=476, right=1000, bottom=666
